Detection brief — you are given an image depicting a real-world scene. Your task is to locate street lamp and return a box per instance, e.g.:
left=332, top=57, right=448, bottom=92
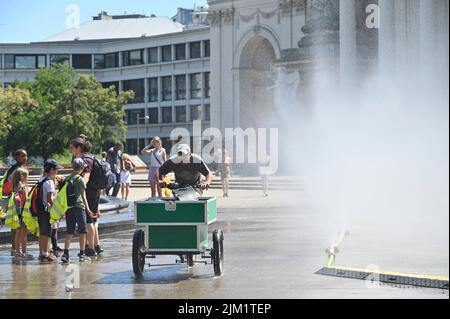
left=137, top=114, right=150, bottom=155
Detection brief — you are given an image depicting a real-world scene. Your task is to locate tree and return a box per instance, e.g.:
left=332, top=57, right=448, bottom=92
left=2, top=64, right=134, bottom=160
left=0, top=87, right=37, bottom=156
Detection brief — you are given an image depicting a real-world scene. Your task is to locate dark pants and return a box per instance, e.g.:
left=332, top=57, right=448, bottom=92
left=106, top=172, right=121, bottom=197
left=37, top=211, right=51, bottom=237
left=66, top=207, right=87, bottom=235
left=86, top=188, right=100, bottom=224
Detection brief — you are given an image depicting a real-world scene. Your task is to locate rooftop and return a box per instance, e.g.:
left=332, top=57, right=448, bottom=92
left=40, top=16, right=184, bottom=43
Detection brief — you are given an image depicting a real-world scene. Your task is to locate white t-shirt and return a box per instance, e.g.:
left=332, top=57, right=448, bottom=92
left=149, top=148, right=166, bottom=168
left=39, top=177, right=55, bottom=211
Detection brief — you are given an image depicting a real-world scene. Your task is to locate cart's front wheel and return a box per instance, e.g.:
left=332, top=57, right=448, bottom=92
left=187, top=255, right=195, bottom=267
left=132, top=229, right=146, bottom=279
left=212, top=229, right=224, bottom=276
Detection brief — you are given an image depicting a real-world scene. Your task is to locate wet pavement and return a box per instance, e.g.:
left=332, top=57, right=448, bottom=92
left=0, top=189, right=449, bottom=299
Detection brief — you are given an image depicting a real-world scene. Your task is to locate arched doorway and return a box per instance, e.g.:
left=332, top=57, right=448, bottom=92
left=239, top=36, right=277, bottom=130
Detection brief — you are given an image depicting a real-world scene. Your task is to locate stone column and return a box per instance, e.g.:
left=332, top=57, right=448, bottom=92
left=298, top=0, right=340, bottom=58
left=339, top=0, right=357, bottom=88
left=378, top=0, right=395, bottom=76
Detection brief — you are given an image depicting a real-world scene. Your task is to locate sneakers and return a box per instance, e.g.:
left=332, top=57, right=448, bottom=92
left=95, top=245, right=104, bottom=255
left=61, top=254, right=69, bottom=264
left=78, top=253, right=91, bottom=262
left=85, top=248, right=97, bottom=257
left=39, top=255, right=57, bottom=263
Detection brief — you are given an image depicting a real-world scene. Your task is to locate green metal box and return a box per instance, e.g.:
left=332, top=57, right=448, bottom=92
left=134, top=197, right=217, bottom=252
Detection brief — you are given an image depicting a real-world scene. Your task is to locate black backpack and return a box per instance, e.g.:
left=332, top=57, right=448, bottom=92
left=85, top=155, right=113, bottom=190
left=65, top=175, right=81, bottom=208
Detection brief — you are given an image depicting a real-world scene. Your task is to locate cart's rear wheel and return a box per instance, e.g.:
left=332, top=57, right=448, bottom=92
left=212, top=229, right=224, bottom=276
left=132, top=229, right=146, bottom=279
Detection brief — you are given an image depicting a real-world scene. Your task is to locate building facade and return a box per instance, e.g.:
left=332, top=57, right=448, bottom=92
left=0, top=12, right=211, bottom=157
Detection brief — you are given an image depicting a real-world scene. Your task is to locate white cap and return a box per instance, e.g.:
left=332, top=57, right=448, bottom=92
left=177, top=144, right=191, bottom=156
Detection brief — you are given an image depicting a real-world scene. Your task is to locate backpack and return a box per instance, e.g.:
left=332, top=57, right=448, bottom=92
left=30, top=177, right=49, bottom=216
left=84, top=155, right=113, bottom=190
left=64, top=175, right=82, bottom=207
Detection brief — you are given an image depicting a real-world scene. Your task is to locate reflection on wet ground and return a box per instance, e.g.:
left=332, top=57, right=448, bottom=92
left=0, top=205, right=449, bottom=299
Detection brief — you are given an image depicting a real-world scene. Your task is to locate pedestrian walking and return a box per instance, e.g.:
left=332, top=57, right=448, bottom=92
left=106, top=142, right=123, bottom=197
left=218, top=149, right=232, bottom=197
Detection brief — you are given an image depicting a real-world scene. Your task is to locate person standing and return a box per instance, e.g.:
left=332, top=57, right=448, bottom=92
left=9, top=167, right=32, bottom=259
left=37, top=160, right=63, bottom=263
left=69, top=136, right=101, bottom=257
left=1, top=149, right=28, bottom=256
left=218, top=149, right=232, bottom=198
left=106, top=142, right=123, bottom=197
left=60, top=159, right=93, bottom=263
left=120, top=154, right=134, bottom=201
left=142, top=137, right=167, bottom=198
left=259, top=152, right=271, bottom=197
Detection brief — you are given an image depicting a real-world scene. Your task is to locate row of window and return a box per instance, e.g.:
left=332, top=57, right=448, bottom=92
left=0, top=41, right=210, bottom=70
left=125, top=105, right=211, bottom=125
left=102, top=73, right=211, bottom=104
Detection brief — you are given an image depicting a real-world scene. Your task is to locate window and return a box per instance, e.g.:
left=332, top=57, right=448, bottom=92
left=149, top=78, right=159, bottom=102
left=125, top=138, right=146, bottom=155
left=190, top=42, right=201, bottom=59
left=148, top=47, right=158, bottom=63
left=4, top=55, right=14, bottom=69
left=175, top=75, right=186, bottom=100
left=123, top=50, right=144, bottom=66
left=162, top=107, right=173, bottom=123
left=176, top=106, right=187, bottom=123
left=6, top=55, right=46, bottom=69
left=175, top=44, right=186, bottom=61
left=204, top=72, right=211, bottom=98
left=162, top=45, right=172, bottom=62
left=204, top=104, right=211, bottom=121
left=0, top=54, right=2, bottom=69
left=94, top=54, right=105, bottom=69
left=72, top=54, right=92, bottom=69
left=148, top=108, right=159, bottom=124
left=102, top=81, right=119, bottom=95
left=204, top=40, right=210, bottom=57
left=126, top=109, right=145, bottom=125
left=123, top=79, right=145, bottom=104
left=105, top=53, right=119, bottom=68
left=191, top=105, right=210, bottom=121
left=162, top=76, right=172, bottom=101
left=190, top=73, right=202, bottom=99
left=50, top=54, right=70, bottom=66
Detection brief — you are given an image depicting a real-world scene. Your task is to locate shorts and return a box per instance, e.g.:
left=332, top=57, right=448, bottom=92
left=86, top=189, right=100, bottom=224
left=37, top=211, right=51, bottom=237
left=148, top=166, right=159, bottom=183
left=120, top=171, right=132, bottom=185
left=65, top=207, right=87, bottom=235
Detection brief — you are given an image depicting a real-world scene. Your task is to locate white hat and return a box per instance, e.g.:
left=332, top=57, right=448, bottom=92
left=177, top=144, right=191, bottom=156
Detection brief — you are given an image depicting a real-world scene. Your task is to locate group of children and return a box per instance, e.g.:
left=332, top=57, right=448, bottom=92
left=0, top=150, right=65, bottom=262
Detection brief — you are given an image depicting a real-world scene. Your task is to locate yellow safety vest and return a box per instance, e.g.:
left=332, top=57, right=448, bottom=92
left=50, top=175, right=80, bottom=224
left=5, top=192, right=21, bottom=230
left=164, top=176, right=172, bottom=197
left=0, top=171, right=7, bottom=198
left=22, top=184, right=39, bottom=236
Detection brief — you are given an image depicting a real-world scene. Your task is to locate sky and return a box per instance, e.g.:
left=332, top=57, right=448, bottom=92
left=0, top=0, right=207, bottom=43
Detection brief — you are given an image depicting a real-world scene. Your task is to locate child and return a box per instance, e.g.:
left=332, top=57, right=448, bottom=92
left=37, top=160, right=63, bottom=263
left=50, top=175, right=65, bottom=256
left=120, top=154, right=134, bottom=201
left=11, top=167, right=32, bottom=260
left=61, top=158, right=94, bottom=263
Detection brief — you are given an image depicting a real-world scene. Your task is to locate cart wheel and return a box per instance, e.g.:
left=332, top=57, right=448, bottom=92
left=132, top=229, right=146, bottom=279
left=212, top=229, right=224, bottom=276
left=187, top=255, right=195, bottom=267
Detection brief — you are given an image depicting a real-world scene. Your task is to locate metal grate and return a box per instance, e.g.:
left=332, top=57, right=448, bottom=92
left=316, top=266, right=449, bottom=290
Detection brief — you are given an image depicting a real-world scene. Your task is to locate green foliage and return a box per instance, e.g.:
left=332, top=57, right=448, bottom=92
left=0, top=64, right=134, bottom=159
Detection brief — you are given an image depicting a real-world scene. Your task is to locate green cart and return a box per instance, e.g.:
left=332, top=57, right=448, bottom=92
left=132, top=190, right=224, bottom=279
